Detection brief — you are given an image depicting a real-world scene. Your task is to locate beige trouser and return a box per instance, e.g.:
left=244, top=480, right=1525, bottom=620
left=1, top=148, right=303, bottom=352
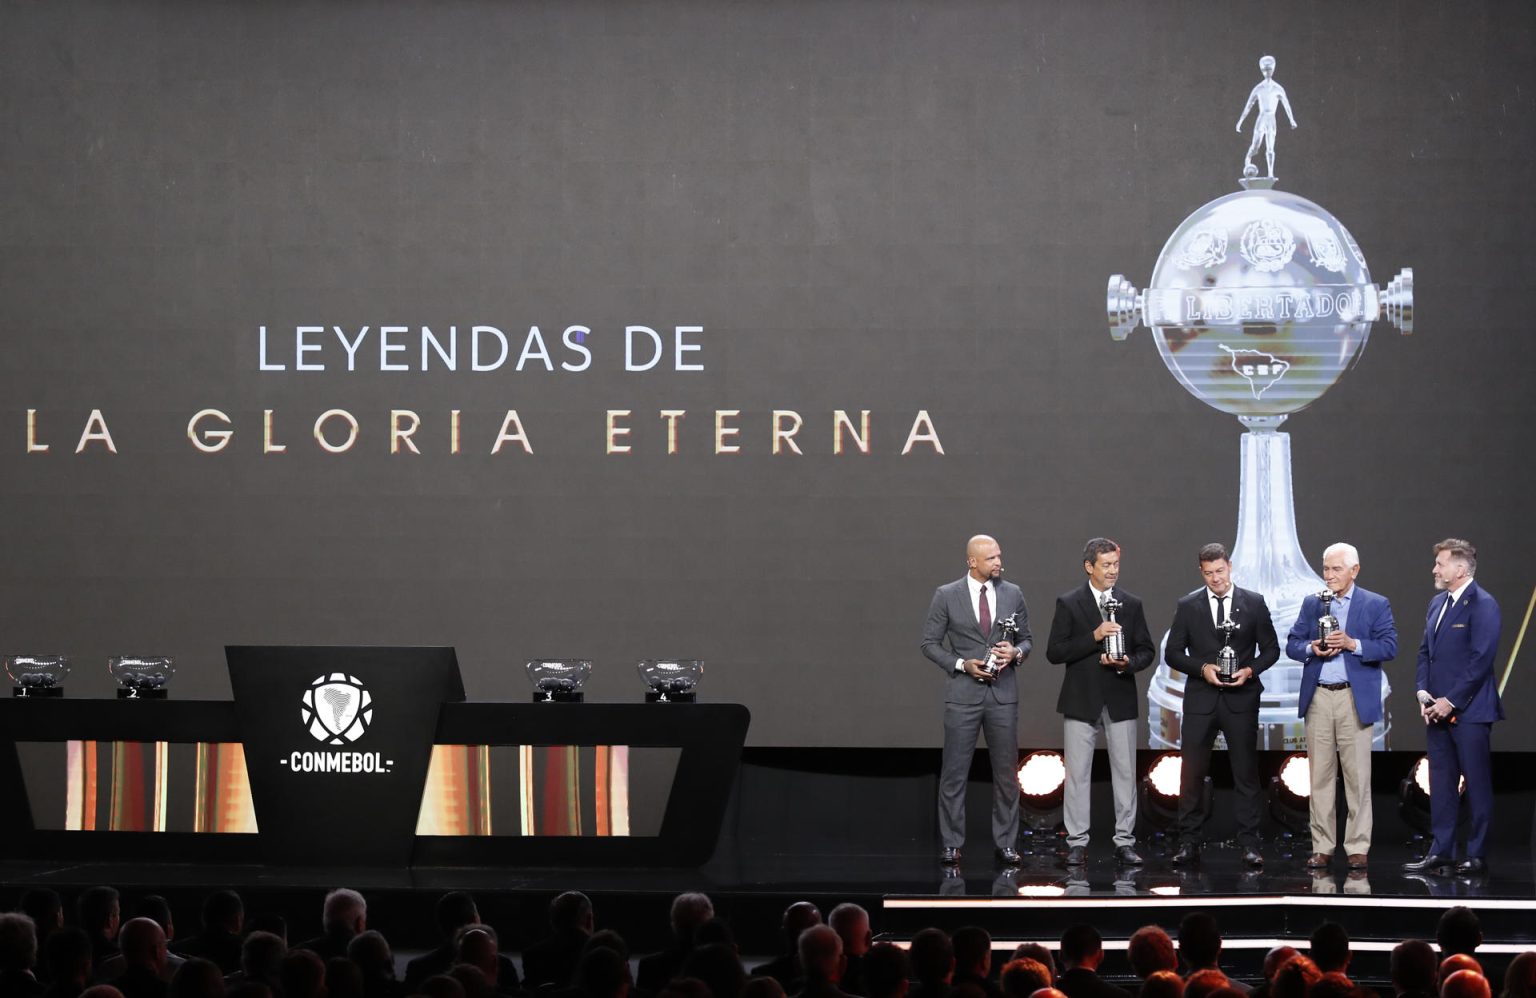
left=1306, top=685, right=1373, bottom=854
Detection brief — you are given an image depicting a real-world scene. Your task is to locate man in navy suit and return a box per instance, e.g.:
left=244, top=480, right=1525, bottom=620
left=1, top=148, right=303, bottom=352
left=1285, top=542, right=1398, bottom=871
left=1404, top=538, right=1503, bottom=876
left=1165, top=542, right=1280, bottom=867
left=920, top=534, right=1031, bottom=866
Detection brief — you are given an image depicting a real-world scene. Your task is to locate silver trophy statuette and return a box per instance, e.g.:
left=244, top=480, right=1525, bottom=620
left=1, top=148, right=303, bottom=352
left=1236, top=54, right=1298, bottom=183
left=1216, top=614, right=1241, bottom=683
left=1316, top=590, right=1339, bottom=643
left=982, top=611, right=1022, bottom=678
left=1102, top=595, right=1127, bottom=661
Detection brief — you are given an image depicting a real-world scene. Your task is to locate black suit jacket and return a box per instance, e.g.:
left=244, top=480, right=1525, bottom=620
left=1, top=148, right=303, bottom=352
left=1057, top=967, right=1132, bottom=998
left=1164, top=586, right=1280, bottom=715
left=1047, top=583, right=1156, bottom=722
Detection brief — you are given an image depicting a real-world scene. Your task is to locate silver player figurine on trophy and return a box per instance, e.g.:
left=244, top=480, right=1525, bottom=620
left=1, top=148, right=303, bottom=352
left=982, top=611, right=1023, bottom=678
left=1316, top=589, right=1339, bottom=644
left=1216, top=612, right=1241, bottom=684
left=1102, top=595, right=1127, bottom=662
left=1236, top=54, right=1297, bottom=181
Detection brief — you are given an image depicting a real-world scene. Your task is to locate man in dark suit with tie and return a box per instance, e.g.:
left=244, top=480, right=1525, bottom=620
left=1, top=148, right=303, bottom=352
left=921, top=534, right=1032, bottom=866
left=1403, top=538, right=1503, bottom=876
left=1046, top=537, right=1155, bottom=868
left=1285, top=542, right=1398, bottom=871
left=1165, top=542, right=1280, bottom=867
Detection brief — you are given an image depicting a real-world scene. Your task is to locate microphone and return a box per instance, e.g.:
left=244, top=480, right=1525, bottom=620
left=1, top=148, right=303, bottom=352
left=1417, top=689, right=1458, bottom=725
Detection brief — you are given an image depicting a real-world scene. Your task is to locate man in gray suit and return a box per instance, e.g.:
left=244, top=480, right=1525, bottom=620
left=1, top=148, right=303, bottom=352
left=921, top=534, right=1032, bottom=866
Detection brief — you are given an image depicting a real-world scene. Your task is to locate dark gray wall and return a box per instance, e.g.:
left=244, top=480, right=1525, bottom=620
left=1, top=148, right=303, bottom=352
left=1, top=1, right=1532, bottom=748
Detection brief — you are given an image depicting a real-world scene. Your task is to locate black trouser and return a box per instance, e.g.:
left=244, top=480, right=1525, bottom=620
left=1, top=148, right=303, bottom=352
left=1178, top=697, right=1261, bottom=847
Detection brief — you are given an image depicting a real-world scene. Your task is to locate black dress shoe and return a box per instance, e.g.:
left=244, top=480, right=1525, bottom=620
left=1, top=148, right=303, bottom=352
left=1401, top=852, right=1453, bottom=874
left=1243, top=848, right=1264, bottom=868
left=941, top=847, right=961, bottom=865
left=996, top=846, right=1021, bottom=864
left=1065, top=845, right=1087, bottom=866
left=1171, top=843, right=1200, bottom=866
left=1457, top=857, right=1488, bottom=876
left=1115, top=845, right=1143, bottom=865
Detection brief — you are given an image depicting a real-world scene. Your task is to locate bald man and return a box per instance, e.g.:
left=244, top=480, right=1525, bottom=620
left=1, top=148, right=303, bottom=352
left=921, top=534, right=1032, bottom=866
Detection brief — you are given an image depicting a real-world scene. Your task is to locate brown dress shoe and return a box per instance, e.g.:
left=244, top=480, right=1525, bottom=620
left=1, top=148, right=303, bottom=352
left=1304, top=852, right=1331, bottom=869
left=1347, top=854, right=1368, bottom=869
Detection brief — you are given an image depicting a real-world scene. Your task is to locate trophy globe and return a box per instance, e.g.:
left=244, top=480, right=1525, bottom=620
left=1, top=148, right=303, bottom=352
left=1107, top=57, right=1412, bottom=750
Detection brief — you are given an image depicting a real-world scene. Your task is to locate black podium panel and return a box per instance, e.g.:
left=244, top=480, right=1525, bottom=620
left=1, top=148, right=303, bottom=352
left=226, top=645, right=464, bottom=866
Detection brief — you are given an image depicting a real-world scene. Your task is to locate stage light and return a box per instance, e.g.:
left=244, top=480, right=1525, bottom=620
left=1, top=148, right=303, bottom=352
left=1268, top=752, right=1311, bottom=837
left=1137, top=752, right=1193, bottom=836
left=1399, top=755, right=1468, bottom=835
left=1017, top=750, right=1066, bottom=797
left=1146, top=753, right=1181, bottom=798
left=1016, top=883, right=1066, bottom=897
left=1015, top=750, right=1066, bottom=834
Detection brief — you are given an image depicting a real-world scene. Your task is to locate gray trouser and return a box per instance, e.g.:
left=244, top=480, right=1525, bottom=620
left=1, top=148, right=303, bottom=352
left=938, top=694, right=1020, bottom=850
left=1063, top=707, right=1138, bottom=848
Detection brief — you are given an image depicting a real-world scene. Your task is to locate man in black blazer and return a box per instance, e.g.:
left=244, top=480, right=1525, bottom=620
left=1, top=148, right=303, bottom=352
left=921, top=534, right=1031, bottom=866
left=1046, top=538, right=1155, bottom=868
left=1165, top=542, right=1280, bottom=867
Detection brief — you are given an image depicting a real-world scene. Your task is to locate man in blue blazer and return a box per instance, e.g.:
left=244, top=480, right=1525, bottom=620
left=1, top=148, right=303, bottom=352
left=920, top=534, right=1031, bottom=866
left=1285, top=542, right=1397, bottom=871
left=1404, top=538, right=1503, bottom=876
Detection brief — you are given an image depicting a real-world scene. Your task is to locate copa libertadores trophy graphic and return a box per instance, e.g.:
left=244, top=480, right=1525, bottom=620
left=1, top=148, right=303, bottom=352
left=1107, top=55, right=1413, bottom=751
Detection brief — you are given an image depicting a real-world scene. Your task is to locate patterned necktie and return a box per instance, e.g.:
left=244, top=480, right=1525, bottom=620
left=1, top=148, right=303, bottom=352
left=979, top=584, right=992, bottom=637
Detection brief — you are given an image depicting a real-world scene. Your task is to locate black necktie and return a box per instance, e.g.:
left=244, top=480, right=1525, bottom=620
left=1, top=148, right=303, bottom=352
left=1215, top=594, right=1227, bottom=625
left=979, top=585, right=992, bottom=637
left=1436, top=592, right=1453, bottom=632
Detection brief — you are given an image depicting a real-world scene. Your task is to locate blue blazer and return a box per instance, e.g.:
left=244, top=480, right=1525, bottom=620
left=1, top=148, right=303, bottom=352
left=1286, top=585, right=1397, bottom=725
left=1415, top=580, right=1504, bottom=723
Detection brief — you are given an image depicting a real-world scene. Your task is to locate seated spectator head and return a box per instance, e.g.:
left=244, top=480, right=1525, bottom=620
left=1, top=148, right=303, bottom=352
left=798, top=925, right=846, bottom=985
left=240, top=931, right=287, bottom=985
left=202, top=891, right=245, bottom=936
left=1061, top=925, right=1103, bottom=972
left=347, top=930, right=396, bottom=982
left=77, top=887, right=122, bottom=944
left=552, top=891, right=595, bottom=936
left=696, top=918, right=737, bottom=952
left=1129, top=926, right=1177, bottom=980
left=1013, top=944, right=1055, bottom=981
left=583, top=930, right=631, bottom=961
left=226, top=984, right=272, bottom=998
left=1000, top=958, right=1052, bottom=998
left=449, top=963, right=492, bottom=998
left=575, top=941, right=630, bottom=998
left=952, top=926, right=993, bottom=979
left=324, top=957, right=363, bottom=998
left=1312, top=972, right=1359, bottom=998
left=1179, top=913, right=1223, bottom=973
left=136, top=896, right=176, bottom=943
left=1272, top=955, right=1324, bottom=998
left=172, top=958, right=226, bottom=998
left=454, top=927, right=499, bottom=983
left=829, top=904, right=872, bottom=959
left=670, top=894, right=715, bottom=947
left=0, top=912, right=39, bottom=975
left=1310, top=924, right=1351, bottom=974
left=1438, top=910, right=1482, bottom=958
left=435, top=893, right=480, bottom=941
left=321, top=889, right=367, bottom=939
left=910, top=928, right=955, bottom=986
left=120, top=917, right=168, bottom=975
left=21, top=888, right=64, bottom=936
left=1028, top=989, right=1067, bottom=998
left=1503, top=953, right=1536, bottom=998
left=1142, top=971, right=1185, bottom=998
left=1442, top=957, right=1483, bottom=989
left=744, top=977, right=787, bottom=998
left=781, top=903, right=823, bottom=952
left=280, top=949, right=327, bottom=998
left=1444, top=971, right=1492, bottom=998
left=81, top=987, right=127, bottom=998
left=1264, top=948, right=1300, bottom=984
left=1186, top=970, right=1232, bottom=998
left=46, top=926, right=94, bottom=988
left=1391, top=940, right=1438, bottom=997
left=246, top=914, right=287, bottom=944
left=865, top=942, right=911, bottom=998
left=420, top=975, right=466, bottom=998
left=684, top=942, right=746, bottom=998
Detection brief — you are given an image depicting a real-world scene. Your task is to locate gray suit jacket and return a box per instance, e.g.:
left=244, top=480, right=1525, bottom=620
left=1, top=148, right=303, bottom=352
left=921, top=576, right=1032, bottom=705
